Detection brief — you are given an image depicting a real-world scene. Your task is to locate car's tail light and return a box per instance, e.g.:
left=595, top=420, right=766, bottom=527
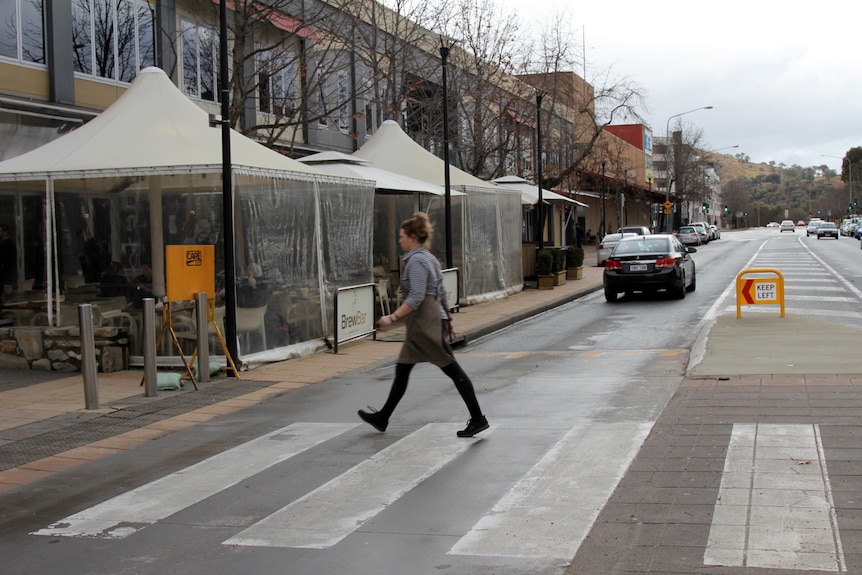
left=654, top=257, right=676, bottom=269
left=605, top=259, right=622, bottom=270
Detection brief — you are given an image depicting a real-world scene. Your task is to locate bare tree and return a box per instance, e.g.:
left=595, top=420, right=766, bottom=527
left=513, top=15, right=646, bottom=190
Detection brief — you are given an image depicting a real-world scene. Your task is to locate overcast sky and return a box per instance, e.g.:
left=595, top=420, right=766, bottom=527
left=503, top=0, right=861, bottom=172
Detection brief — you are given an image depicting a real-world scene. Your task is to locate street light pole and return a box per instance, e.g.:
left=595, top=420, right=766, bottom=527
left=664, top=106, right=713, bottom=232
left=536, top=91, right=544, bottom=249
left=600, top=159, right=606, bottom=239
left=440, top=39, right=455, bottom=268
left=218, top=0, right=238, bottom=366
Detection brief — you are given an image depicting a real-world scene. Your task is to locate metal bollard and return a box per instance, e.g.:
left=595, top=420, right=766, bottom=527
left=195, top=292, right=210, bottom=383
left=79, top=303, right=99, bottom=409
left=142, top=298, right=158, bottom=397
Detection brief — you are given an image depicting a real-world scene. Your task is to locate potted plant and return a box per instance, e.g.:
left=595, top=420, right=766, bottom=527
left=552, top=248, right=567, bottom=286
left=566, top=245, right=585, bottom=280
left=536, top=248, right=555, bottom=290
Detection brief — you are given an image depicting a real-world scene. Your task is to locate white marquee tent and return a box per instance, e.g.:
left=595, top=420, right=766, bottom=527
left=353, top=121, right=523, bottom=303
left=0, top=67, right=373, bottom=360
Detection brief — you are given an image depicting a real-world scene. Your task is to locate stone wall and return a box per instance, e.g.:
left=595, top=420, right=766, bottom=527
left=0, top=326, right=129, bottom=372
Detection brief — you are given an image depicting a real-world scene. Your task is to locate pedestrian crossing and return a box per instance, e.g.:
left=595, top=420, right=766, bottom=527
left=704, top=424, right=846, bottom=572
left=32, top=419, right=652, bottom=561
left=735, top=241, right=862, bottom=324
left=30, top=415, right=851, bottom=571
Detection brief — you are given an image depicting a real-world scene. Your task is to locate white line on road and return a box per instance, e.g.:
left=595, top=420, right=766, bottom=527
left=225, top=422, right=487, bottom=549
left=32, top=422, right=357, bottom=539
left=704, top=424, right=846, bottom=572
left=449, top=421, right=652, bottom=560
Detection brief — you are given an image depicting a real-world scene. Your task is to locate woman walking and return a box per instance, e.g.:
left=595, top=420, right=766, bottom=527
left=358, top=213, right=489, bottom=438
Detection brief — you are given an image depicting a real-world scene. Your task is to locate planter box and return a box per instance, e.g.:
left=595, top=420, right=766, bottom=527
left=553, top=271, right=567, bottom=286
left=537, top=274, right=555, bottom=290
left=567, top=266, right=584, bottom=280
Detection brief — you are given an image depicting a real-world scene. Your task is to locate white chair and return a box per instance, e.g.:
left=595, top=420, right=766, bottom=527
left=236, top=305, right=267, bottom=354
left=376, top=279, right=391, bottom=316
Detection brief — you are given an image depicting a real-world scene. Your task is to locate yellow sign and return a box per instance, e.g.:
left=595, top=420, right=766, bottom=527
left=735, top=268, right=785, bottom=318
left=165, top=245, right=215, bottom=302
left=663, top=200, right=673, bottom=209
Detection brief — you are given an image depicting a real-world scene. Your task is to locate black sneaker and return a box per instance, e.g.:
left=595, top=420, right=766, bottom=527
left=457, top=416, right=489, bottom=438
left=358, top=408, right=388, bottom=432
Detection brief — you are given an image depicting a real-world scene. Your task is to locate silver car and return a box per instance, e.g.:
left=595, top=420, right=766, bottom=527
left=597, top=232, right=637, bottom=266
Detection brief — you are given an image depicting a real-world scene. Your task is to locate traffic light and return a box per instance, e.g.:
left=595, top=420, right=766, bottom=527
left=723, top=205, right=729, bottom=213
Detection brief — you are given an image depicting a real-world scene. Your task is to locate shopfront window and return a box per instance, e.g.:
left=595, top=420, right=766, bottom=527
left=72, top=0, right=154, bottom=83
left=0, top=0, right=45, bottom=63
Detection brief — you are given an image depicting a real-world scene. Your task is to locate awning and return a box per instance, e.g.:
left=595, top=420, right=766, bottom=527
left=491, top=176, right=588, bottom=207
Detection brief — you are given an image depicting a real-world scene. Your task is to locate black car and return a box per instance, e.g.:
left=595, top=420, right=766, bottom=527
left=603, top=234, right=697, bottom=302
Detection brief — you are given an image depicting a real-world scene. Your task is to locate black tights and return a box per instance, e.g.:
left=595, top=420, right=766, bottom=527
left=379, top=361, right=483, bottom=420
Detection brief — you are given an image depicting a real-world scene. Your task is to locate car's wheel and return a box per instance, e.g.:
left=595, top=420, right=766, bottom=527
left=673, top=273, right=686, bottom=299
left=686, top=269, right=697, bottom=292
left=604, top=288, right=618, bottom=302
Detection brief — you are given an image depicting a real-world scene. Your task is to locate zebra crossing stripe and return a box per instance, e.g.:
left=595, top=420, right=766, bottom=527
left=31, top=422, right=356, bottom=539
left=225, top=422, right=487, bottom=549
left=704, top=424, right=846, bottom=572
left=449, top=421, right=652, bottom=560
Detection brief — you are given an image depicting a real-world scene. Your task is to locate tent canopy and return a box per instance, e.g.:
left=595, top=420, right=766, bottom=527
left=0, top=67, right=333, bottom=182
left=491, top=176, right=588, bottom=207
left=353, top=120, right=496, bottom=190
left=300, top=151, right=463, bottom=196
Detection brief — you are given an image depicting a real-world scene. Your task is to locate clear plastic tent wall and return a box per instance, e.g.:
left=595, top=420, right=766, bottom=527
left=459, top=187, right=523, bottom=303
left=12, top=171, right=373, bottom=359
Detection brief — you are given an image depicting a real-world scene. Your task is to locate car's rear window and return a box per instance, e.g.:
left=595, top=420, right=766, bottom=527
left=679, top=227, right=695, bottom=233
left=614, top=237, right=670, bottom=255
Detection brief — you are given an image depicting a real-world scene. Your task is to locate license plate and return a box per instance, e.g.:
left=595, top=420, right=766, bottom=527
left=629, top=264, right=648, bottom=272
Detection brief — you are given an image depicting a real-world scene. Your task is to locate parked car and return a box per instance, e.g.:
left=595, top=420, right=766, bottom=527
left=779, top=220, right=795, bottom=232
left=691, top=222, right=710, bottom=243
left=597, top=232, right=637, bottom=266
left=603, top=234, right=697, bottom=302
left=618, top=226, right=651, bottom=236
left=807, top=221, right=823, bottom=236
left=709, top=225, right=721, bottom=240
left=816, top=221, right=839, bottom=239
left=676, top=225, right=701, bottom=246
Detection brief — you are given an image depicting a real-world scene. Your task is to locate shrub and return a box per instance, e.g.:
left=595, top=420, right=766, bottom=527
left=552, top=249, right=567, bottom=273
left=536, top=248, right=553, bottom=275
left=567, top=245, right=584, bottom=267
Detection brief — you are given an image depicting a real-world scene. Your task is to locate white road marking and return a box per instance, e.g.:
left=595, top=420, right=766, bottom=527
left=225, top=422, right=487, bottom=549
left=449, top=421, right=652, bottom=560
left=704, top=424, right=846, bottom=572
left=32, top=422, right=356, bottom=539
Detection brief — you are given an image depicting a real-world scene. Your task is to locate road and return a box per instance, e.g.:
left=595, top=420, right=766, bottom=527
left=2, top=227, right=861, bottom=575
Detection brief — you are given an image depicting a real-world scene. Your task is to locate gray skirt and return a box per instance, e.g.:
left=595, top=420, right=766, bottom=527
left=397, top=296, right=454, bottom=367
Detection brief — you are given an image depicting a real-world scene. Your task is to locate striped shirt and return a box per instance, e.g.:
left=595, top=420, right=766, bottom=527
left=401, top=246, right=447, bottom=317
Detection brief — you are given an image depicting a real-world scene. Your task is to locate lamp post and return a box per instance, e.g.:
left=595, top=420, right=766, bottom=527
left=664, top=106, right=713, bottom=231
left=712, top=145, right=739, bottom=153
left=218, top=0, right=237, bottom=366
left=821, top=154, right=853, bottom=210
left=600, top=159, right=606, bottom=239
left=536, top=91, right=545, bottom=249
left=440, top=39, right=455, bottom=268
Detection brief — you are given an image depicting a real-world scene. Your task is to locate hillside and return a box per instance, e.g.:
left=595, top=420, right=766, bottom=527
left=711, top=154, right=778, bottom=182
